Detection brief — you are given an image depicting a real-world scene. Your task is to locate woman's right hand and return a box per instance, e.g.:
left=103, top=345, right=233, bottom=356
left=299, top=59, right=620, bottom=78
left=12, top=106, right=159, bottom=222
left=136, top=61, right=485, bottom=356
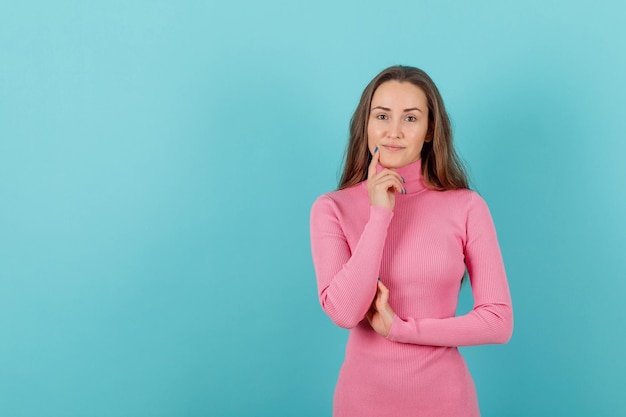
left=366, top=147, right=405, bottom=211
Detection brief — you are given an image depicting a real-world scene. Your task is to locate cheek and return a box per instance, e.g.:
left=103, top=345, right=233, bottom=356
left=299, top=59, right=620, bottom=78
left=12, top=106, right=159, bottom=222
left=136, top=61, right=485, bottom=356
left=367, top=125, right=377, bottom=147
left=367, top=137, right=375, bottom=153
left=411, top=125, right=429, bottom=143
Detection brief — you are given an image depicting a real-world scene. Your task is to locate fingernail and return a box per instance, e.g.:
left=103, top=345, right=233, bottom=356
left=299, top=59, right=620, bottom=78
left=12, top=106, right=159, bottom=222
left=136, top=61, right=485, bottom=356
left=401, top=176, right=405, bottom=183
left=403, top=187, right=407, bottom=194
left=377, top=277, right=381, bottom=281
left=374, top=147, right=378, bottom=153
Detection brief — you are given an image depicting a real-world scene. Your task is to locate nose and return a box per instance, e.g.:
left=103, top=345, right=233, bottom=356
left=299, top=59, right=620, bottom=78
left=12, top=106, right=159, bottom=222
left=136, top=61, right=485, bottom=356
left=387, top=119, right=402, bottom=139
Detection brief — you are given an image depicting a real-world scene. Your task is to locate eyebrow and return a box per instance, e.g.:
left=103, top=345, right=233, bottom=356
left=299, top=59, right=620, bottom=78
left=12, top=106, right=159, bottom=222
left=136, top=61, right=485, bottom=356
left=371, top=106, right=423, bottom=113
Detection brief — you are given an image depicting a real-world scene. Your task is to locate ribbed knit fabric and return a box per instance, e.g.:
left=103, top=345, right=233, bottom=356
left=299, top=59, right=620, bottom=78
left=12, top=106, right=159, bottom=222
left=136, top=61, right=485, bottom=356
left=310, top=159, right=513, bottom=417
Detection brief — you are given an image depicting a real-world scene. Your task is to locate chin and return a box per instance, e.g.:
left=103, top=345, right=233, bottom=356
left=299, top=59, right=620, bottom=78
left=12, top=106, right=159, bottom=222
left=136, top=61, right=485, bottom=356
left=380, top=156, right=407, bottom=169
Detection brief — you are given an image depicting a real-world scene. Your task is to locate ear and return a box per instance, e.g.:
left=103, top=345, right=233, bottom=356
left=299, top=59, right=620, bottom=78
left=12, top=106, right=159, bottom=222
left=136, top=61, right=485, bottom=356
left=424, top=120, right=434, bottom=143
left=424, top=127, right=434, bottom=143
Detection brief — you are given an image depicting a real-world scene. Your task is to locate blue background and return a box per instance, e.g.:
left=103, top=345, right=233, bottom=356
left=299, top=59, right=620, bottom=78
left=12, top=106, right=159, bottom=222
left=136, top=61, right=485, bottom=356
left=1, top=1, right=625, bottom=416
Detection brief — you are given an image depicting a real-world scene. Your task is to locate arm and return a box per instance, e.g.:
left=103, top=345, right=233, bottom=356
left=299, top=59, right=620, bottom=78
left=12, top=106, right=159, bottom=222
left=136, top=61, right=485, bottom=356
left=386, top=192, right=513, bottom=346
left=310, top=147, right=404, bottom=329
left=310, top=196, right=393, bottom=328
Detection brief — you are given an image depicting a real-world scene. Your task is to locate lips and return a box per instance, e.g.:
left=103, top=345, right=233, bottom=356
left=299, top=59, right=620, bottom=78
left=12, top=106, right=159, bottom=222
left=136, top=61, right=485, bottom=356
left=382, top=145, right=404, bottom=151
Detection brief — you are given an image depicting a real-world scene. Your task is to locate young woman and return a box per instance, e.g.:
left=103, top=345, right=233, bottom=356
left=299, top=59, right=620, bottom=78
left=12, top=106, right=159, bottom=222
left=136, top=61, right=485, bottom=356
left=310, top=65, right=513, bottom=416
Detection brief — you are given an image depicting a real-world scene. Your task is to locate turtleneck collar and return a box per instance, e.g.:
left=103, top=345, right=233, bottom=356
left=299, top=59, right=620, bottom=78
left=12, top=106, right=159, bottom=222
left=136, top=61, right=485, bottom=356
left=374, top=158, right=427, bottom=194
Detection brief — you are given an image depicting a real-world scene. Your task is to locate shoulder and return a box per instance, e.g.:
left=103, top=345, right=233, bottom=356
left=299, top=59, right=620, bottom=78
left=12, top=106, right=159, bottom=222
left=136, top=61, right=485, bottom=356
left=310, top=183, right=370, bottom=230
left=311, top=182, right=367, bottom=213
left=456, top=189, right=489, bottom=208
left=430, top=188, right=486, bottom=208
left=427, top=189, right=494, bottom=224
left=449, top=189, right=497, bottom=232
left=464, top=190, right=491, bottom=214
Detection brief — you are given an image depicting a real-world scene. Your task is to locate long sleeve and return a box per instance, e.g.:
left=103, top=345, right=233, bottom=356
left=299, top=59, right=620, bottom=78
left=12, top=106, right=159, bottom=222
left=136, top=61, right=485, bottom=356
left=386, top=192, right=513, bottom=346
left=310, top=194, right=393, bottom=328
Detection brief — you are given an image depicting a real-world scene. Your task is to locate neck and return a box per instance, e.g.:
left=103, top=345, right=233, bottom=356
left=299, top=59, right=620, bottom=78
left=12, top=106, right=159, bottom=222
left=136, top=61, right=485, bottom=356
left=376, top=159, right=426, bottom=194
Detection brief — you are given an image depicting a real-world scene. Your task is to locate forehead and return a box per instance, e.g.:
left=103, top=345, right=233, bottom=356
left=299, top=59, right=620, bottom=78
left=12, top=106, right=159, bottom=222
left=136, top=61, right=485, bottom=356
left=371, top=81, right=427, bottom=107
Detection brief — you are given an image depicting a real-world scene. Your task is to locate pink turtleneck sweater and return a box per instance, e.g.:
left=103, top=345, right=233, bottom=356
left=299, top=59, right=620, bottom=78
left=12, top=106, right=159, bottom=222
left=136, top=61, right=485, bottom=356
left=310, top=159, right=513, bottom=417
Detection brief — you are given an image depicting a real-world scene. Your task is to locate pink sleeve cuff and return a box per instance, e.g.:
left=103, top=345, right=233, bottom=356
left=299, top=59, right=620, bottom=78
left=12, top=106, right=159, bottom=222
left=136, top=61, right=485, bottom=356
left=386, top=314, right=416, bottom=344
left=369, top=204, right=394, bottom=222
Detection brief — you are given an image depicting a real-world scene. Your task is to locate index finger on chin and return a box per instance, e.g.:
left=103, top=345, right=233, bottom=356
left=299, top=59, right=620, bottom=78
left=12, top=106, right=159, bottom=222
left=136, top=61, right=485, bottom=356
left=367, top=147, right=379, bottom=180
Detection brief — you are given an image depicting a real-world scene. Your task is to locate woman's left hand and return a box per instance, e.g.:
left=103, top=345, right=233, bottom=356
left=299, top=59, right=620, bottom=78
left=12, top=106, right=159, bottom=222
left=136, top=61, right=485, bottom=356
left=366, top=280, right=395, bottom=337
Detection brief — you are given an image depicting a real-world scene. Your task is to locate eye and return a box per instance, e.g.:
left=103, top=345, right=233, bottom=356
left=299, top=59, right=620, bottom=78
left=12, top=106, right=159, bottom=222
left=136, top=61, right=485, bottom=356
left=376, top=114, right=388, bottom=120
left=406, top=115, right=417, bottom=122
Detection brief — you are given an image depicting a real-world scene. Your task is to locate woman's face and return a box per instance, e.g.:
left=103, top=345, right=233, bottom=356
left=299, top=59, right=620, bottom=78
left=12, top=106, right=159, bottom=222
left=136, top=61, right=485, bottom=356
left=367, top=81, right=430, bottom=169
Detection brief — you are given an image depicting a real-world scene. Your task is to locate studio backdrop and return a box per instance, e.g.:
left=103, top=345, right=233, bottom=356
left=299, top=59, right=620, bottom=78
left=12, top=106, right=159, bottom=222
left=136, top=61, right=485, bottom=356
left=1, top=1, right=625, bottom=416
